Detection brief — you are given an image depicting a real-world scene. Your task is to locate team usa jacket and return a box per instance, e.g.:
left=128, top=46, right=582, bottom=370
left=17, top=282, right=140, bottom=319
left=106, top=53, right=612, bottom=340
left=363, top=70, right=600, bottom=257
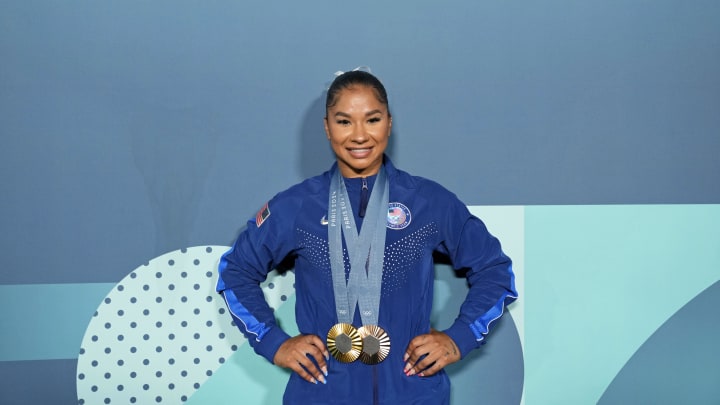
left=217, top=157, right=517, bottom=404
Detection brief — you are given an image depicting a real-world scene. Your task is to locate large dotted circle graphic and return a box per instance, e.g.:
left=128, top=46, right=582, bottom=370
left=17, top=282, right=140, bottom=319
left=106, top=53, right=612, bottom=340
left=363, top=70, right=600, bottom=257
left=76, top=246, right=296, bottom=404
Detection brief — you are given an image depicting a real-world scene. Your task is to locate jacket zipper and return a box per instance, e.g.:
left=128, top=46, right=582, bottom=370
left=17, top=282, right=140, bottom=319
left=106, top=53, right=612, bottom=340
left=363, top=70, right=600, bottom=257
left=359, top=177, right=369, bottom=218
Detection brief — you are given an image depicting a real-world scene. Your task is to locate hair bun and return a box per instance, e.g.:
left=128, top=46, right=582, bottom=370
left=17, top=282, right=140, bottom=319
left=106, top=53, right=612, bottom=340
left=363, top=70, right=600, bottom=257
left=334, top=66, right=372, bottom=77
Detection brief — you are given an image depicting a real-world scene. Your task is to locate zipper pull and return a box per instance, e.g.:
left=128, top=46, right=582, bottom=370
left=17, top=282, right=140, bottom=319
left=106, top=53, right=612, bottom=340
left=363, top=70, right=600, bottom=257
left=359, top=177, right=369, bottom=218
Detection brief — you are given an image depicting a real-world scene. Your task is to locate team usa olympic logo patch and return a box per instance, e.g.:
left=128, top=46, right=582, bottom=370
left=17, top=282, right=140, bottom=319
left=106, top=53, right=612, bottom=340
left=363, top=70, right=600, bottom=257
left=256, top=202, right=271, bottom=227
left=387, top=202, right=411, bottom=230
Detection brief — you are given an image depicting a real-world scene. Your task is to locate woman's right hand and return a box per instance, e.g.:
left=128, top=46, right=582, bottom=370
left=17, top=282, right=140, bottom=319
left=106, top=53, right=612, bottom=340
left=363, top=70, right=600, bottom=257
left=273, top=334, right=330, bottom=385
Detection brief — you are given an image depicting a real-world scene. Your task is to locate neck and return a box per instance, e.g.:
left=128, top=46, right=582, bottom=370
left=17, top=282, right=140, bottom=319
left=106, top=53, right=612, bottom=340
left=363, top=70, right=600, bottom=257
left=337, top=162, right=382, bottom=178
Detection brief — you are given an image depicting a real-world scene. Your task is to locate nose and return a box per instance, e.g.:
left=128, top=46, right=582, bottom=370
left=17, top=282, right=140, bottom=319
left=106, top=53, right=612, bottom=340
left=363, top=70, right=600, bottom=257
left=351, top=123, right=369, bottom=143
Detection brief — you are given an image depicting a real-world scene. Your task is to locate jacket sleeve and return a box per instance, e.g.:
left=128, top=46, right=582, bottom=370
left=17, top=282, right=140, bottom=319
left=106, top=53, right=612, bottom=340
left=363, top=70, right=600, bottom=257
left=216, top=197, right=297, bottom=364
left=438, top=199, right=518, bottom=359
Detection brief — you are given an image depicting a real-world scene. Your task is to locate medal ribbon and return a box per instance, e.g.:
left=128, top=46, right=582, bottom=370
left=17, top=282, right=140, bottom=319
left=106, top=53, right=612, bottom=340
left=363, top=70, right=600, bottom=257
left=328, top=166, right=388, bottom=326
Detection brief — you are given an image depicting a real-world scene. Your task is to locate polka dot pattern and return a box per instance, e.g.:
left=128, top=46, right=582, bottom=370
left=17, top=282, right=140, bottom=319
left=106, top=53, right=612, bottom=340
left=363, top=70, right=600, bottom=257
left=76, top=246, right=296, bottom=404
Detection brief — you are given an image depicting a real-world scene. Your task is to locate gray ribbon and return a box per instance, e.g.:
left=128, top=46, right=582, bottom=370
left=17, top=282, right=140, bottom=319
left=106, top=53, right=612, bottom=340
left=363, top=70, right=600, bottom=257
left=328, top=166, right=388, bottom=326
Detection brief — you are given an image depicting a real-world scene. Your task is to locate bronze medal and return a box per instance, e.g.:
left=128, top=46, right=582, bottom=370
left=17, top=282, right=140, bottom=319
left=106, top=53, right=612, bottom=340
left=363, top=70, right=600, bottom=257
left=326, top=323, right=363, bottom=363
left=357, top=325, right=391, bottom=365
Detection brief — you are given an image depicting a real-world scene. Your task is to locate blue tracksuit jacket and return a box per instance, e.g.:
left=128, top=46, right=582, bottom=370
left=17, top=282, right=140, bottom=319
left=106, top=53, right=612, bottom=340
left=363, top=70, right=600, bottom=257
left=216, top=157, right=517, bottom=404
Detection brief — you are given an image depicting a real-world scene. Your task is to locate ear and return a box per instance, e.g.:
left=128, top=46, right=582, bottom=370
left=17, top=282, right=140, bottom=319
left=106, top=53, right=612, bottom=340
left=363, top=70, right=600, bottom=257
left=388, top=115, right=392, bottom=135
left=323, top=117, right=331, bottom=139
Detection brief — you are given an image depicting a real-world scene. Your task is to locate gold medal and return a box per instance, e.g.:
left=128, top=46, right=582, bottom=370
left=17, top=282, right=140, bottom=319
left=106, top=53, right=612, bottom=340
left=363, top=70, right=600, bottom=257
left=357, top=325, right=391, bottom=365
left=326, top=323, right=362, bottom=363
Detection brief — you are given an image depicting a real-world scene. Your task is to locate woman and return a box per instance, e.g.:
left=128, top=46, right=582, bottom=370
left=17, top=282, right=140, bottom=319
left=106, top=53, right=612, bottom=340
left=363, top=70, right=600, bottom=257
left=216, top=69, right=517, bottom=404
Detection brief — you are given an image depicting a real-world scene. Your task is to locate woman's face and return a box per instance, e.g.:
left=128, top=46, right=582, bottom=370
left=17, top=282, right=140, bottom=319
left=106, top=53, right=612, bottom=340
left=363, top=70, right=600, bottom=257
left=324, top=85, right=392, bottom=178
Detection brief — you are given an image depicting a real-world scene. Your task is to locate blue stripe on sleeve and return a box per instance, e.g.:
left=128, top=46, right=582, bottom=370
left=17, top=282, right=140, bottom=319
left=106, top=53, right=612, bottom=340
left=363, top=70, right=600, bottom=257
left=469, top=265, right=518, bottom=342
left=222, top=290, right=271, bottom=342
left=216, top=246, right=271, bottom=342
left=469, top=292, right=517, bottom=342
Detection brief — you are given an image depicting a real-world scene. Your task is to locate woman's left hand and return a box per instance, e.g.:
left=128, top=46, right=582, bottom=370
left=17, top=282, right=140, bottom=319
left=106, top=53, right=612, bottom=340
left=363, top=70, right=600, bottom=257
left=403, top=329, right=461, bottom=377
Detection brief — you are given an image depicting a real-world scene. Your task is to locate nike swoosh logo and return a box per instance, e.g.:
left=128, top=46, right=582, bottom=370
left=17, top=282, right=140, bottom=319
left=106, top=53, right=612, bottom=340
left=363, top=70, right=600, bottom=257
left=320, top=215, right=328, bottom=225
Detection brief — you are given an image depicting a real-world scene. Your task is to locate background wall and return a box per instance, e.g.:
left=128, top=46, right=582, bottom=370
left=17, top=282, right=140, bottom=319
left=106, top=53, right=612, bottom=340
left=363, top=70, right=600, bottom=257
left=1, top=1, right=719, bottom=404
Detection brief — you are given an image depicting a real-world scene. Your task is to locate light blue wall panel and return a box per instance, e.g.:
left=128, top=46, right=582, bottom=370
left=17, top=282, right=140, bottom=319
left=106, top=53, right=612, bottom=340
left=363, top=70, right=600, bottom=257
left=525, top=205, right=720, bottom=404
left=0, top=283, right=115, bottom=361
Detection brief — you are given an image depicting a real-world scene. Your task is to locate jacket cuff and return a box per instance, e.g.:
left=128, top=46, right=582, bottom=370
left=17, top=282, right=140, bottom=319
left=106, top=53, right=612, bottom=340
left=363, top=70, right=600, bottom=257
left=253, top=326, right=292, bottom=364
left=443, top=321, right=480, bottom=359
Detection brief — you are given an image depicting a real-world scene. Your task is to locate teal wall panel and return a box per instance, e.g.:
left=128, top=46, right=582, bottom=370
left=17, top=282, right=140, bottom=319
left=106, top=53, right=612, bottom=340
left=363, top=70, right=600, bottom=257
left=524, top=205, right=720, bottom=404
left=2, top=206, right=718, bottom=404
left=0, top=283, right=115, bottom=361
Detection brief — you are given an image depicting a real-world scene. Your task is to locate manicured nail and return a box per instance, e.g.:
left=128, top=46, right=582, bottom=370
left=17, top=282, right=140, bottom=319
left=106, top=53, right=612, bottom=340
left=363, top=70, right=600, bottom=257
left=406, top=368, right=416, bottom=377
left=403, top=362, right=411, bottom=373
left=325, top=352, right=330, bottom=361
left=403, top=353, right=409, bottom=362
left=322, top=366, right=328, bottom=377
left=311, top=378, right=317, bottom=385
left=319, top=375, right=326, bottom=384
left=418, top=372, right=425, bottom=377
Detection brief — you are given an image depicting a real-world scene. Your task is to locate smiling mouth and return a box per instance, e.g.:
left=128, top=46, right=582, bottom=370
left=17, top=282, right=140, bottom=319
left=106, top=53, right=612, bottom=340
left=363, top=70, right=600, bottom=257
left=348, top=147, right=372, bottom=157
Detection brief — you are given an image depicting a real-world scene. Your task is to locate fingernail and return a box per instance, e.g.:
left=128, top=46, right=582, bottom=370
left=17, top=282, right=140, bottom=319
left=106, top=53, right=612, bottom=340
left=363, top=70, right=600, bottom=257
left=322, top=366, right=328, bottom=377
left=407, top=368, right=416, bottom=377
left=311, top=378, right=317, bottom=385
left=403, top=353, right=409, bottom=362
left=418, top=372, right=425, bottom=377
left=403, top=362, right=411, bottom=373
left=325, top=352, right=330, bottom=361
left=319, top=375, right=326, bottom=385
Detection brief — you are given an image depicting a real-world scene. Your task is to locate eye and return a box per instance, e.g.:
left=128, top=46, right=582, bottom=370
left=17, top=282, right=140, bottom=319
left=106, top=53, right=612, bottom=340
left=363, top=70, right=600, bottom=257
left=335, top=119, right=351, bottom=126
left=367, top=117, right=381, bottom=124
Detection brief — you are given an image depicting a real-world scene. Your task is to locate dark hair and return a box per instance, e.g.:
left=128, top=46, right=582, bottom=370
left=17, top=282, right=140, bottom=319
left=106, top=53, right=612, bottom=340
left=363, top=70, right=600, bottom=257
left=325, top=70, right=390, bottom=117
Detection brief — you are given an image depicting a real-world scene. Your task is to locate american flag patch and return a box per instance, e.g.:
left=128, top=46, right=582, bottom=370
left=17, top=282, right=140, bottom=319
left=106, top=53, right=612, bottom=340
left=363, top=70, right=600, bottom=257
left=255, top=202, right=271, bottom=227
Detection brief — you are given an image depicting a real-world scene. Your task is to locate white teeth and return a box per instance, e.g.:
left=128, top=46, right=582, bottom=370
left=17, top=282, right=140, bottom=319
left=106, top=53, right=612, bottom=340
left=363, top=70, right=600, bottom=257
left=350, top=148, right=370, bottom=152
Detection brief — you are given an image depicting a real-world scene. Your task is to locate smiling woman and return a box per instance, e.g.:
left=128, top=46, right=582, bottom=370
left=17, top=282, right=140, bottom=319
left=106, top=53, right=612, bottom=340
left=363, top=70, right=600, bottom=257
left=215, top=69, right=517, bottom=405
left=323, top=71, right=392, bottom=178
